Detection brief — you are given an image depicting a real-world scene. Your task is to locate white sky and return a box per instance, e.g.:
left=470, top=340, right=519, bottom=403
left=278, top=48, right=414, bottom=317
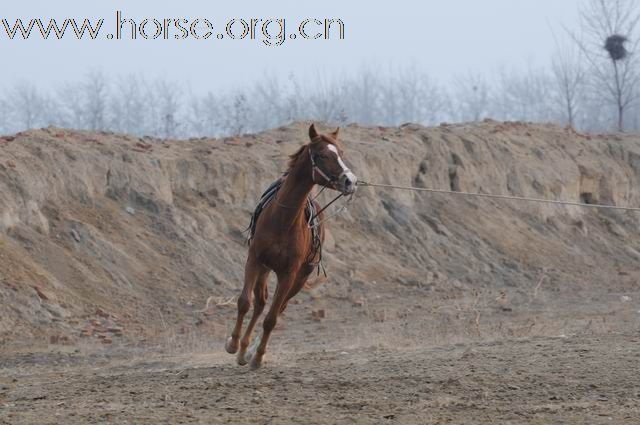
left=0, top=0, right=582, bottom=90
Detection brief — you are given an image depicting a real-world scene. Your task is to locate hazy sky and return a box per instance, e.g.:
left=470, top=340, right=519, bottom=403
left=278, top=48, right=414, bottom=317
left=0, top=1, right=583, bottom=91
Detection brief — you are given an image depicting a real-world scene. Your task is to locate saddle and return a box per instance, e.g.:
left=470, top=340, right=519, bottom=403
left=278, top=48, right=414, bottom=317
left=247, top=175, right=325, bottom=275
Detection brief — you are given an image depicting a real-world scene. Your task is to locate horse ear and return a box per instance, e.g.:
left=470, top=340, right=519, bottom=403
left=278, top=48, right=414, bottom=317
left=331, top=127, right=340, bottom=140
left=309, top=124, right=319, bottom=141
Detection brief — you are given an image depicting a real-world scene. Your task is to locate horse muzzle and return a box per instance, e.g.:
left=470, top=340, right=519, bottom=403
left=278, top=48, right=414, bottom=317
left=338, top=171, right=358, bottom=195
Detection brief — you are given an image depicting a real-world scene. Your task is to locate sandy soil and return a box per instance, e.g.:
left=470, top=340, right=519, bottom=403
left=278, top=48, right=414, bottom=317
left=1, top=336, right=639, bottom=424
left=1, top=293, right=639, bottom=424
left=2, top=122, right=640, bottom=423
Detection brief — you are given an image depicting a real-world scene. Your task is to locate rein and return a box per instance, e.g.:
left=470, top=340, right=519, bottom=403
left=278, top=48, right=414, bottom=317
left=275, top=187, right=352, bottom=228
left=307, top=192, right=351, bottom=228
left=306, top=145, right=356, bottom=227
left=275, top=145, right=354, bottom=224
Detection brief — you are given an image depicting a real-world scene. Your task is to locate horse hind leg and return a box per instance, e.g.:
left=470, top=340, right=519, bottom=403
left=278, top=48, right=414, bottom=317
left=249, top=272, right=294, bottom=370
left=237, top=272, right=269, bottom=366
left=225, top=254, right=265, bottom=355
left=279, top=265, right=315, bottom=315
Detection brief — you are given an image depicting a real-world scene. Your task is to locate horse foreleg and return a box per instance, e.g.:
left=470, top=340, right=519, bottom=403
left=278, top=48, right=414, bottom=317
left=237, top=273, right=269, bottom=365
left=225, top=254, right=265, bottom=355
left=279, top=265, right=314, bottom=315
left=249, top=272, right=293, bottom=370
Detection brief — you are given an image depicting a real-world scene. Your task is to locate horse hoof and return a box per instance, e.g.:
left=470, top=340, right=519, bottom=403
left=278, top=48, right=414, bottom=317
left=237, top=350, right=248, bottom=366
left=249, top=355, right=263, bottom=370
left=225, top=337, right=239, bottom=354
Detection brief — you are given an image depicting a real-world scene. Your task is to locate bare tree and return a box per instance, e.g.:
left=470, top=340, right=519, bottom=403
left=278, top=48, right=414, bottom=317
left=224, top=93, right=251, bottom=136
left=139, top=81, right=161, bottom=136
left=579, top=90, right=617, bottom=131
left=110, top=75, right=148, bottom=136
left=392, top=66, right=449, bottom=125
left=188, top=92, right=223, bottom=137
left=494, top=66, right=555, bottom=123
left=156, top=80, right=182, bottom=138
left=283, top=73, right=303, bottom=122
left=568, top=0, right=640, bottom=131
left=550, top=40, right=586, bottom=127
left=345, top=67, right=381, bottom=125
left=379, top=73, right=401, bottom=126
left=5, top=58, right=633, bottom=138
left=0, top=97, right=8, bottom=134
left=306, top=71, right=347, bottom=124
left=84, top=71, right=109, bottom=131
left=416, top=74, right=450, bottom=125
left=9, top=82, right=45, bottom=130
left=452, top=72, right=490, bottom=122
left=395, top=67, right=422, bottom=124
left=252, top=75, right=289, bottom=131
left=57, top=83, right=86, bottom=129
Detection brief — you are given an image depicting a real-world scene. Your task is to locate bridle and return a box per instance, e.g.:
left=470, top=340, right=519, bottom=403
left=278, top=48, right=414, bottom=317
left=275, top=143, right=355, bottom=225
left=306, top=144, right=357, bottom=226
left=308, top=144, right=352, bottom=190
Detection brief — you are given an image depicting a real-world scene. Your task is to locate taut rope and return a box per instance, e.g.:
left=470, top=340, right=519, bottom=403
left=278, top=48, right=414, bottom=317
left=357, top=181, right=640, bottom=213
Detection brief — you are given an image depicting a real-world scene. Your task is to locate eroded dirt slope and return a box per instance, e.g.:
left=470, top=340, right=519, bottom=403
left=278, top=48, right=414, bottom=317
left=1, top=121, right=639, bottom=346
left=2, top=121, right=640, bottom=424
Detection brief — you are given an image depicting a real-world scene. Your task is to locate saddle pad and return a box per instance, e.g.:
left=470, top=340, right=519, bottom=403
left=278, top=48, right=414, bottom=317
left=247, top=175, right=320, bottom=245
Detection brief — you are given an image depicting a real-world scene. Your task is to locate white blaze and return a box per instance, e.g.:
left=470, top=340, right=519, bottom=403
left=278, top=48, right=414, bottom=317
left=327, top=145, right=348, bottom=172
left=327, top=145, right=357, bottom=184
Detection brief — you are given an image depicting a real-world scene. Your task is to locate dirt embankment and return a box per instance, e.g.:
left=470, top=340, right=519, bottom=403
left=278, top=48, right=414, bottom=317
left=1, top=121, right=640, bottom=346
left=2, top=121, right=640, bottom=424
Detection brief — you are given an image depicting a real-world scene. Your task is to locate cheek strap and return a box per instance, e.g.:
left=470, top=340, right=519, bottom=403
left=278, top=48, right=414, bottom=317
left=309, top=149, right=338, bottom=187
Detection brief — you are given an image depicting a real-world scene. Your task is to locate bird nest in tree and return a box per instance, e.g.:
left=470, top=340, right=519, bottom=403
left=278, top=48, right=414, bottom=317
left=605, top=34, right=629, bottom=61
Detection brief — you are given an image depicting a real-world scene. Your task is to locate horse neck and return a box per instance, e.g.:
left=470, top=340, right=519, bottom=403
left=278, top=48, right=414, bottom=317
left=276, top=149, right=315, bottom=225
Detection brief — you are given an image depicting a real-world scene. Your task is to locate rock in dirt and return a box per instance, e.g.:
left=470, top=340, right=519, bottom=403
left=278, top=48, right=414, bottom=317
left=70, top=229, right=81, bottom=243
left=33, top=286, right=50, bottom=301
left=311, top=309, right=326, bottom=320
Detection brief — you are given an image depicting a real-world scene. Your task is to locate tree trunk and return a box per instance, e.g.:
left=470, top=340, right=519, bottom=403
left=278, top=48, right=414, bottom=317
left=613, top=59, right=624, bottom=132
left=618, top=104, right=624, bottom=132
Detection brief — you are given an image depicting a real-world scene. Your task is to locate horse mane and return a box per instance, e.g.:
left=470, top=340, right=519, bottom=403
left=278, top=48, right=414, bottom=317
left=288, top=145, right=307, bottom=170
left=287, top=135, right=338, bottom=171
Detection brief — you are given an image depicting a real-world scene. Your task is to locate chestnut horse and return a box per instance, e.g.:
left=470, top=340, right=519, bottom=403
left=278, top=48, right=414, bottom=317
left=225, top=124, right=358, bottom=369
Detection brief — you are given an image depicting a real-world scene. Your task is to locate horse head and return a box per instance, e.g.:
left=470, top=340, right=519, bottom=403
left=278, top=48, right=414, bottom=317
left=307, top=124, right=358, bottom=194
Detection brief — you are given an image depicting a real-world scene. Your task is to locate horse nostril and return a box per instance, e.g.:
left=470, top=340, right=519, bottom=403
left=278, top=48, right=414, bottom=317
left=340, top=172, right=357, bottom=193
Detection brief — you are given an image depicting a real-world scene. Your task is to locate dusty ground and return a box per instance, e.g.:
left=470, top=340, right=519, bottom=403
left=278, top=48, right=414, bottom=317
left=1, top=323, right=639, bottom=424
left=2, top=275, right=640, bottom=424
left=2, top=121, right=640, bottom=423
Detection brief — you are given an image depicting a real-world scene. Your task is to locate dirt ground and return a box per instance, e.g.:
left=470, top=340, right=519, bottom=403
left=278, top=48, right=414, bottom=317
left=1, top=290, right=639, bottom=425
left=3, top=122, right=640, bottom=424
